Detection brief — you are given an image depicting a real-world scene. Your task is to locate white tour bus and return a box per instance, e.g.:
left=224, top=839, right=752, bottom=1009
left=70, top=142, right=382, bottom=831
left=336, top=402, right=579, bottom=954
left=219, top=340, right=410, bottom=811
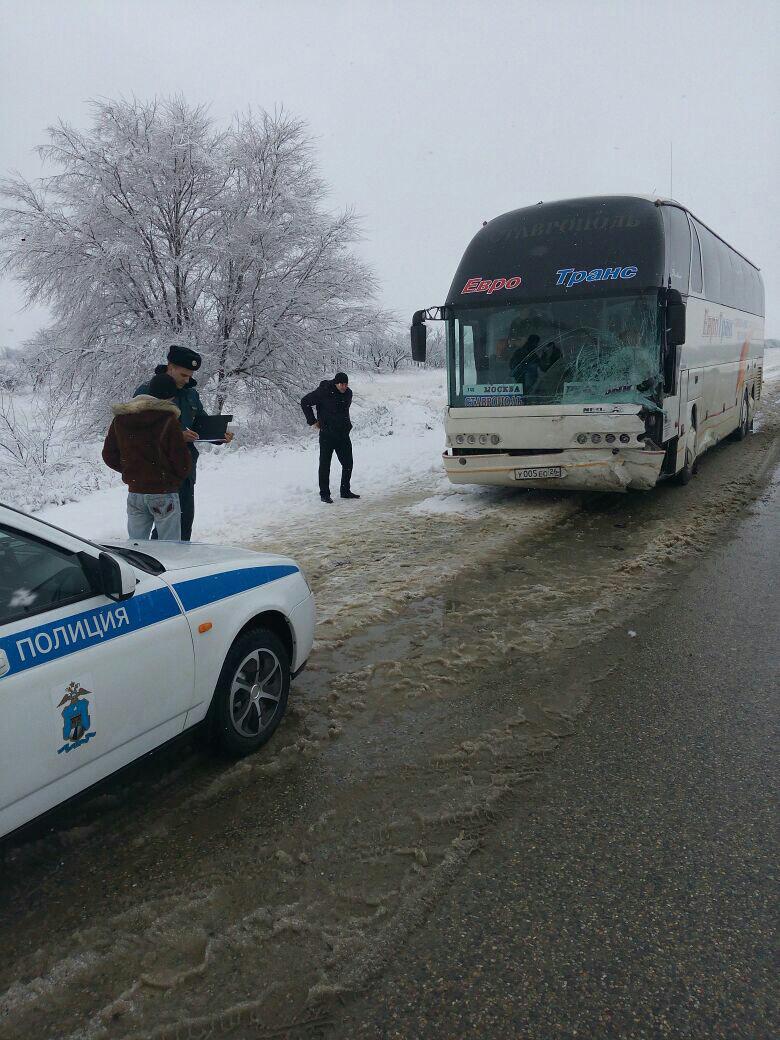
left=411, top=195, right=765, bottom=490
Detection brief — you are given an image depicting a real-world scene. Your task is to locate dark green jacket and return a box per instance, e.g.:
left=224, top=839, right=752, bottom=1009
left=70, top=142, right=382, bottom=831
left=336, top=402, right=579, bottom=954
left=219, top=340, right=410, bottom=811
left=135, top=365, right=207, bottom=464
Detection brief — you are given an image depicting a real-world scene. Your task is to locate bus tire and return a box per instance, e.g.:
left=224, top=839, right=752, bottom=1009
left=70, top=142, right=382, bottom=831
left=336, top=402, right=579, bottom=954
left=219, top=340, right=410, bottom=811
left=676, top=418, right=698, bottom=485
left=734, top=391, right=750, bottom=441
left=677, top=451, right=694, bottom=485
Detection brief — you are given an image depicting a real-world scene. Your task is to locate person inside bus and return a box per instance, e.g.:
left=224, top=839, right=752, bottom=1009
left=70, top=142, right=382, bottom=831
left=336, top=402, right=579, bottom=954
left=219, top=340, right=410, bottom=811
left=508, top=332, right=540, bottom=385
left=531, top=341, right=563, bottom=396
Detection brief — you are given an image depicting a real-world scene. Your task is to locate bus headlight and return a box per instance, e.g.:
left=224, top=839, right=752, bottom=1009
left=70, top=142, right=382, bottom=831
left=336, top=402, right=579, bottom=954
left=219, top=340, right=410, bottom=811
left=591, top=433, right=602, bottom=444
left=478, top=434, right=488, bottom=445
left=490, top=434, right=500, bottom=445
left=455, top=434, right=465, bottom=444
left=619, top=433, right=630, bottom=444
left=576, top=433, right=588, bottom=444
left=605, top=433, right=616, bottom=443
left=467, top=435, right=476, bottom=444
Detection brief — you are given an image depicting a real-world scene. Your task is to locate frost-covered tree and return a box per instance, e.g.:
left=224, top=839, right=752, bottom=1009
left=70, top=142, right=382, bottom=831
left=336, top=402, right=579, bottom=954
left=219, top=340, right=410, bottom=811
left=0, top=347, right=21, bottom=391
left=360, top=327, right=411, bottom=372
left=425, top=327, right=446, bottom=369
left=0, top=96, right=384, bottom=417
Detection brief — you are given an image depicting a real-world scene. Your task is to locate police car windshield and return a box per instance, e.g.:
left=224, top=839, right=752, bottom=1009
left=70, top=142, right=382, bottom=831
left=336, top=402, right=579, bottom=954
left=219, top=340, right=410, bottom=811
left=448, top=292, right=662, bottom=409
left=103, top=545, right=165, bottom=575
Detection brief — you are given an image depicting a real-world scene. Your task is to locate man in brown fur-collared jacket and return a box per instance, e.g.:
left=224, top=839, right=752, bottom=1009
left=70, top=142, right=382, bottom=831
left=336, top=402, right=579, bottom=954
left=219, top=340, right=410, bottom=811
left=102, top=372, right=192, bottom=540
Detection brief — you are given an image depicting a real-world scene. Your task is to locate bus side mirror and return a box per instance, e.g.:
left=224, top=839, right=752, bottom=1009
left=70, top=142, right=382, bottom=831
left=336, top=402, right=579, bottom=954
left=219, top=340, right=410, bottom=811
left=667, top=300, right=686, bottom=346
left=411, top=319, right=427, bottom=363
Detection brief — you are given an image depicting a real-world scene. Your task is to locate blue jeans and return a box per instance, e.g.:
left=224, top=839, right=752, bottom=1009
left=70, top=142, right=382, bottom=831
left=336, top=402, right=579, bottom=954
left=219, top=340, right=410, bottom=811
left=127, top=493, right=181, bottom=540
left=151, top=465, right=196, bottom=541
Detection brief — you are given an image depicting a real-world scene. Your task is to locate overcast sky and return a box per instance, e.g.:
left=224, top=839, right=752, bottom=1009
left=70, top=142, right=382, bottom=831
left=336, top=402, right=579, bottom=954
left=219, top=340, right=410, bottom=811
left=1, top=0, right=778, bottom=345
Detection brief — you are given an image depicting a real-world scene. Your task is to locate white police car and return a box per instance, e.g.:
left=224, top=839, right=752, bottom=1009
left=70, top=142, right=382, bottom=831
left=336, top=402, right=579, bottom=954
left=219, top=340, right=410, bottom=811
left=0, top=502, right=315, bottom=840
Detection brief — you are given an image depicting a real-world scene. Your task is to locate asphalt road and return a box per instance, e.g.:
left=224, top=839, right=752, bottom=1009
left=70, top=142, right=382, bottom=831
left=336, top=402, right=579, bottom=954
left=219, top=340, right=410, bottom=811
left=333, top=471, right=780, bottom=1040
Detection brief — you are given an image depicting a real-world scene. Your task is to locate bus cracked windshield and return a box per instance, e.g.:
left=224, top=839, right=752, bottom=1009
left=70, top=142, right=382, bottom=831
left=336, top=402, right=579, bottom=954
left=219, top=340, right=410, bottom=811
left=411, top=195, right=765, bottom=491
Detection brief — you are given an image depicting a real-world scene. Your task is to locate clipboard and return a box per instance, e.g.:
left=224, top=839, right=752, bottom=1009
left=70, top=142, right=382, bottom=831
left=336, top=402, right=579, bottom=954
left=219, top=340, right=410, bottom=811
left=192, top=414, right=233, bottom=442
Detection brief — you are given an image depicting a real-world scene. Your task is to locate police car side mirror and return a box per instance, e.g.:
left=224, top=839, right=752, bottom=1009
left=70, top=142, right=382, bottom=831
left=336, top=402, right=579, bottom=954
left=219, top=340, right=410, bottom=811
left=411, top=317, right=427, bottom=363
left=99, top=552, right=137, bottom=602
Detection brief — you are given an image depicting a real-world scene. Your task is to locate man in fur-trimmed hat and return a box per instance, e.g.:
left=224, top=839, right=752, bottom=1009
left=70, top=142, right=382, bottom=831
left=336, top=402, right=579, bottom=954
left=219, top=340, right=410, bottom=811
left=103, top=373, right=192, bottom=540
left=134, top=345, right=233, bottom=540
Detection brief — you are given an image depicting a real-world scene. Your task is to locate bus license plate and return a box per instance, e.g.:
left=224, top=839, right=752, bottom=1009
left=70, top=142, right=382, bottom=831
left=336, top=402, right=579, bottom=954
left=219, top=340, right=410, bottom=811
left=514, top=466, right=563, bottom=480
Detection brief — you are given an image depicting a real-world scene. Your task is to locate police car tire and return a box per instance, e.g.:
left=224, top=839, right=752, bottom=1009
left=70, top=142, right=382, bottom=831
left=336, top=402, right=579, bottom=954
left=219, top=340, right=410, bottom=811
left=210, top=627, right=290, bottom=757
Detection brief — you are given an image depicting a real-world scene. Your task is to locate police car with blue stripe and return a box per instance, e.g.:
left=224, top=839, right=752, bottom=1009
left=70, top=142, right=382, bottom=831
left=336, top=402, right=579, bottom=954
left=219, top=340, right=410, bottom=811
left=0, top=503, right=315, bottom=840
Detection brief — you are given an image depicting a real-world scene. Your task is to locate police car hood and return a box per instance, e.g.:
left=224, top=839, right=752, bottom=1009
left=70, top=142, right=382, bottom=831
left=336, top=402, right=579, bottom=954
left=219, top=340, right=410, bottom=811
left=105, top=540, right=297, bottom=573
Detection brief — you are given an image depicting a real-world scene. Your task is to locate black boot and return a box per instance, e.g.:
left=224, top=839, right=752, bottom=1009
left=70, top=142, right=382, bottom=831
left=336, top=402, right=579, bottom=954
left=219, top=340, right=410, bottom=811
left=321, top=493, right=333, bottom=504
left=341, top=491, right=360, bottom=499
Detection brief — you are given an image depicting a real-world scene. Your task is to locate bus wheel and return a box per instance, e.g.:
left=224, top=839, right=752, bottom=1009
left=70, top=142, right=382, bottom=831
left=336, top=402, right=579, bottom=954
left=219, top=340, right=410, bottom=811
left=734, top=391, right=750, bottom=441
left=678, top=449, right=694, bottom=485
left=677, top=428, right=697, bottom=485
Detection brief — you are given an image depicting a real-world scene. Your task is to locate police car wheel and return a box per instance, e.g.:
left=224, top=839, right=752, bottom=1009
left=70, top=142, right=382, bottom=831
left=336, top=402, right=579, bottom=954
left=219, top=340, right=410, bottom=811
left=211, top=628, right=290, bottom=756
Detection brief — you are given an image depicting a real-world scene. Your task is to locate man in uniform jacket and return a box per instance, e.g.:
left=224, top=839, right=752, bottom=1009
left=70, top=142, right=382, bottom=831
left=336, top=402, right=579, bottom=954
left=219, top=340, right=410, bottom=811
left=301, top=372, right=360, bottom=504
left=135, top=344, right=232, bottom=540
left=102, top=373, right=192, bottom=540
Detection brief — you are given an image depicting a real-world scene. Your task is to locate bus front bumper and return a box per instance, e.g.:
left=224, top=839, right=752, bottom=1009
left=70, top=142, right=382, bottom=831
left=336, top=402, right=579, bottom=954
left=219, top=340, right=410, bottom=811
left=443, top=448, right=666, bottom=492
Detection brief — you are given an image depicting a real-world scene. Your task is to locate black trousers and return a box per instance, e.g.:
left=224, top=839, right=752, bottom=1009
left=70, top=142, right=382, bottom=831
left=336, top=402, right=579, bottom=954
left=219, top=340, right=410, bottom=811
left=152, top=467, right=196, bottom=541
left=318, top=431, right=353, bottom=496
left=178, top=470, right=196, bottom=541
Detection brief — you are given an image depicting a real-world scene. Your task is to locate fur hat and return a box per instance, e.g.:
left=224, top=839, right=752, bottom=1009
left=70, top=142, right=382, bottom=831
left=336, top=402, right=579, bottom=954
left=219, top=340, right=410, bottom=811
left=167, top=344, right=201, bottom=371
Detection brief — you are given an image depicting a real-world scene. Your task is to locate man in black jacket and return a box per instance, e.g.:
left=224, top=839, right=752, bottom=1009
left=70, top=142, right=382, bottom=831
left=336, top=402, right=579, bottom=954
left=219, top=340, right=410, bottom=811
left=301, top=372, right=360, bottom=504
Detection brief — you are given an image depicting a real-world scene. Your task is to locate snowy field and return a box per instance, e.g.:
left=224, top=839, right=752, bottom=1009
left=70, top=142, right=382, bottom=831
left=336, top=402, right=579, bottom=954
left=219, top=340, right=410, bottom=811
left=38, top=369, right=456, bottom=543
left=34, top=347, right=780, bottom=544
left=764, top=343, right=780, bottom=382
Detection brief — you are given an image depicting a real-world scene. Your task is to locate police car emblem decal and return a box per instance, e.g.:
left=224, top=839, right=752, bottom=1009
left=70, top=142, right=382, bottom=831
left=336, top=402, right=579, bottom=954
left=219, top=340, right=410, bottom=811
left=0, top=649, right=9, bottom=678
left=55, top=679, right=97, bottom=754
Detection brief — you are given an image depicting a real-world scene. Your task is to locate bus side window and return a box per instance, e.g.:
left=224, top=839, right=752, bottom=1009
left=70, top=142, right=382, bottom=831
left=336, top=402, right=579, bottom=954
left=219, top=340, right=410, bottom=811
left=719, top=241, right=736, bottom=309
left=729, top=252, right=745, bottom=312
left=742, top=258, right=757, bottom=314
left=752, top=266, right=764, bottom=316
left=749, top=263, right=759, bottom=314
left=696, top=221, right=721, bottom=303
left=665, top=207, right=690, bottom=293
left=689, top=217, right=703, bottom=294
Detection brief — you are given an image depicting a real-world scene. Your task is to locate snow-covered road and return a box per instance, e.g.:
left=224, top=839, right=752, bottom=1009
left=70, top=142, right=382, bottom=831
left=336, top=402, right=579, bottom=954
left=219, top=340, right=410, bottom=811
left=4, top=354, right=777, bottom=1040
